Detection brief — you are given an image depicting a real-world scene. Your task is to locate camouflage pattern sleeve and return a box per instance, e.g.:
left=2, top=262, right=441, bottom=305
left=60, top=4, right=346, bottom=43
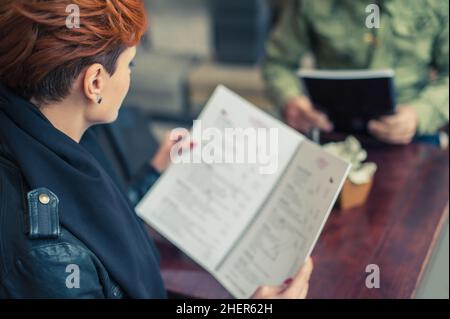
left=262, top=0, right=310, bottom=111
left=405, top=1, right=449, bottom=134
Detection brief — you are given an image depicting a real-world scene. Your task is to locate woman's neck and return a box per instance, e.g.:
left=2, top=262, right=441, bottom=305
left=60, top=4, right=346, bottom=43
left=35, top=99, right=89, bottom=143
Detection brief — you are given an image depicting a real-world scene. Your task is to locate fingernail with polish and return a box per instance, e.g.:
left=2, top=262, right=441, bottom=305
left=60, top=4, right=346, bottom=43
left=283, top=278, right=293, bottom=286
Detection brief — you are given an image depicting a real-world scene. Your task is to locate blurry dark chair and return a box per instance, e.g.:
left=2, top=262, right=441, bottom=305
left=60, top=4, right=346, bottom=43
left=210, top=0, right=272, bottom=64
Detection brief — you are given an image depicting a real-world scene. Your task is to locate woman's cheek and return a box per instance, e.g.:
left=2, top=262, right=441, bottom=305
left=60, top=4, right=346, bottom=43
left=120, top=69, right=132, bottom=100
left=113, top=69, right=131, bottom=109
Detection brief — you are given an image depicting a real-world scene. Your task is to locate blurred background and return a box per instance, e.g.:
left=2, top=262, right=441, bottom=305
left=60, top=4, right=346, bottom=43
left=123, top=0, right=285, bottom=139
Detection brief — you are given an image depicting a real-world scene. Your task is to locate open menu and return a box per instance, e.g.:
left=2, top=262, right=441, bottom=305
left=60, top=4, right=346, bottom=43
left=136, top=86, right=351, bottom=299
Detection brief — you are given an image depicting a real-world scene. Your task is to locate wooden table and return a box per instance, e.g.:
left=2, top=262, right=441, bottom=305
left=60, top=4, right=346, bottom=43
left=148, top=141, right=449, bottom=299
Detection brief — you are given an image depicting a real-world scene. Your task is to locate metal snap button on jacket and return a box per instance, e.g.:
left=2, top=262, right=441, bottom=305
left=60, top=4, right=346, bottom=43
left=39, top=193, right=50, bottom=205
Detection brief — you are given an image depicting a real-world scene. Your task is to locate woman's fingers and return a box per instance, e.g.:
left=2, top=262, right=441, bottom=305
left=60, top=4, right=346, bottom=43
left=298, top=281, right=309, bottom=299
left=252, top=258, right=313, bottom=299
left=252, top=285, right=284, bottom=299
left=280, top=257, right=314, bottom=298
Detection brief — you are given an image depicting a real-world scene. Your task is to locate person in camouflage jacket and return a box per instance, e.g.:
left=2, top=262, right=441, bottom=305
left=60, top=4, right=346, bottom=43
left=263, top=0, right=449, bottom=144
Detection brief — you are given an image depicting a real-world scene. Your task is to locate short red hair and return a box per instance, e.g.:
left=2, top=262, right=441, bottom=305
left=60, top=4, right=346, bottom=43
left=0, top=0, right=148, bottom=103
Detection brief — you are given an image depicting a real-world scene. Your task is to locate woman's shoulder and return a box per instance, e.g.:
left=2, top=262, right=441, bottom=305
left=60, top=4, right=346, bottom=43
left=0, top=147, right=125, bottom=298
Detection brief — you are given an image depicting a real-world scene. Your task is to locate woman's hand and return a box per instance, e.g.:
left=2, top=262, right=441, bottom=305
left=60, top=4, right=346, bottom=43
left=150, top=131, right=192, bottom=173
left=252, top=257, right=314, bottom=299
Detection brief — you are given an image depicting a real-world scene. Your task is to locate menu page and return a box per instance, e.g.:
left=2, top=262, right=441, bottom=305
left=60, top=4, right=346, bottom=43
left=215, top=140, right=351, bottom=298
left=136, top=86, right=302, bottom=271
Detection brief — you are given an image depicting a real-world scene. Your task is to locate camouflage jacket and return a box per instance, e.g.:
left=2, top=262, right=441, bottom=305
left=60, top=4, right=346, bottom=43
left=263, top=0, right=449, bottom=134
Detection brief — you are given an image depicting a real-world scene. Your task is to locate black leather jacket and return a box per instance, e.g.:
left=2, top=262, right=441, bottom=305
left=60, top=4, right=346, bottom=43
left=0, top=136, right=161, bottom=298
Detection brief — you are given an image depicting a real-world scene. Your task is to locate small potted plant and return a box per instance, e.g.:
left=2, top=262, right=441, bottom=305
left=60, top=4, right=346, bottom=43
left=324, top=136, right=377, bottom=210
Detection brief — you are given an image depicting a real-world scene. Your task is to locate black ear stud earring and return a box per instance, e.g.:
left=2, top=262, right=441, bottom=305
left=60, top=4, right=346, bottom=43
left=96, top=96, right=103, bottom=104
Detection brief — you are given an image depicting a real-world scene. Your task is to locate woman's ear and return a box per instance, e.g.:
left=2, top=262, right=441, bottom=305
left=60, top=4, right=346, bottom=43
left=83, top=63, right=106, bottom=104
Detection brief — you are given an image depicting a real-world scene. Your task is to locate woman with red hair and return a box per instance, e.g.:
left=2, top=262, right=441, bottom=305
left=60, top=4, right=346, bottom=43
left=0, top=0, right=312, bottom=298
